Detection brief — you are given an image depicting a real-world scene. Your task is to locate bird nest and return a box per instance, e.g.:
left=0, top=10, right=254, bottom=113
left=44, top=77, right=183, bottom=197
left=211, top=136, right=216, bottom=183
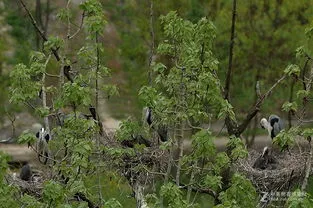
left=234, top=149, right=309, bottom=192
left=5, top=171, right=47, bottom=198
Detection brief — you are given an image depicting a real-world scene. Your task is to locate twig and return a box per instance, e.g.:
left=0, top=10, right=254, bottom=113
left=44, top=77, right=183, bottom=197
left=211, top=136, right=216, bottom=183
left=176, top=180, right=218, bottom=201
left=45, top=72, right=61, bottom=78
left=69, top=11, right=85, bottom=39
left=66, top=0, right=72, bottom=39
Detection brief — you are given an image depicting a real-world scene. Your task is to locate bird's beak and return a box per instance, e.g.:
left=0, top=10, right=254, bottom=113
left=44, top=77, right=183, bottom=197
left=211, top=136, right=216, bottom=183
left=260, top=125, right=265, bottom=129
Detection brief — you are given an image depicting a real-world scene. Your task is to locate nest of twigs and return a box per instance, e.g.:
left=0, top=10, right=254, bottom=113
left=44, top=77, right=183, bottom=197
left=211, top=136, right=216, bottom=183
left=100, top=129, right=170, bottom=185
left=5, top=171, right=47, bottom=198
left=235, top=149, right=309, bottom=192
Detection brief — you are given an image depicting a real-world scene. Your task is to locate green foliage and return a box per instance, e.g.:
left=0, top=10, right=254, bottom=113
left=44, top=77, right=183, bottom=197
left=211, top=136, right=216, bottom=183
left=284, top=64, right=300, bottom=77
left=204, top=175, right=222, bottom=192
left=9, top=63, right=41, bottom=103
left=80, top=0, right=107, bottom=38
left=55, top=82, right=92, bottom=108
left=35, top=106, right=50, bottom=117
left=43, top=181, right=66, bottom=206
left=226, top=137, right=248, bottom=160
left=103, top=198, right=123, bottom=208
left=296, top=90, right=309, bottom=99
left=160, top=183, right=188, bottom=208
left=102, top=84, right=119, bottom=99
left=215, top=174, right=257, bottom=208
left=17, top=132, right=37, bottom=146
left=0, top=152, right=19, bottom=208
left=273, top=127, right=299, bottom=151
left=44, top=36, right=64, bottom=52
left=282, top=101, right=298, bottom=113
left=213, top=152, right=230, bottom=175
left=191, top=130, right=216, bottom=159
left=115, top=118, right=141, bottom=141
left=302, top=128, right=313, bottom=138
left=57, top=8, right=72, bottom=22
left=20, top=194, right=45, bottom=208
left=286, top=189, right=313, bottom=208
left=0, top=152, right=9, bottom=180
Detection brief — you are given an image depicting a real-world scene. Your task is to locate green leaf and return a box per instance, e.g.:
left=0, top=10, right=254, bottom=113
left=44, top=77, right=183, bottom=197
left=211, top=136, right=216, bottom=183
left=296, top=90, right=309, bottom=99
left=204, top=175, right=222, bottom=192
left=18, top=132, right=37, bottom=145
left=284, top=64, right=300, bottom=77
left=282, top=101, right=298, bottom=112
left=227, top=137, right=248, bottom=160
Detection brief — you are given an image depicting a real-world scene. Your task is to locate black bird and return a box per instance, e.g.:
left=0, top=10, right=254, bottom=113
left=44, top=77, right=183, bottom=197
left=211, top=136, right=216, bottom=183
left=253, top=147, right=277, bottom=170
left=20, top=163, right=32, bottom=181
left=121, top=134, right=152, bottom=148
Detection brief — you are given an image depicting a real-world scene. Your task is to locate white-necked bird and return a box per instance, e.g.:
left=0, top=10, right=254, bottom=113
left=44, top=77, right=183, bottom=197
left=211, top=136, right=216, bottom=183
left=260, top=115, right=284, bottom=139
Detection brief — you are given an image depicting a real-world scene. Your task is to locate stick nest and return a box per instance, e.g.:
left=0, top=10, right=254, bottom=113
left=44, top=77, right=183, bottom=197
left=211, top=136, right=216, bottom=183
left=234, top=149, right=309, bottom=192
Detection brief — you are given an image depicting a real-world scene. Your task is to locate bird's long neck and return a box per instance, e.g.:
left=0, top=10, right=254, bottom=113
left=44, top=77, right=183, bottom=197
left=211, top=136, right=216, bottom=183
left=264, top=122, right=272, bottom=137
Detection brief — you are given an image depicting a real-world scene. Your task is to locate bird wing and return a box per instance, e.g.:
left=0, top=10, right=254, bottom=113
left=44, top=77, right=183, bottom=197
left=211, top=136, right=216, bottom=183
left=272, top=122, right=281, bottom=138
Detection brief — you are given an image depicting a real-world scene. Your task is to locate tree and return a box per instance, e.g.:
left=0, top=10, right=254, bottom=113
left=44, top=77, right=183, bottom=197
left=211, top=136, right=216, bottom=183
left=3, top=0, right=313, bottom=207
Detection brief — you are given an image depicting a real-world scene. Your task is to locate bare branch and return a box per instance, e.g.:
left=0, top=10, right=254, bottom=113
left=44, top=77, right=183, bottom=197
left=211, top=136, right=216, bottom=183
left=69, top=11, right=85, bottom=39
left=224, top=0, right=237, bottom=100
left=148, top=0, right=155, bottom=85
left=18, top=0, right=60, bottom=61
left=237, top=74, right=286, bottom=135
left=301, top=142, right=312, bottom=191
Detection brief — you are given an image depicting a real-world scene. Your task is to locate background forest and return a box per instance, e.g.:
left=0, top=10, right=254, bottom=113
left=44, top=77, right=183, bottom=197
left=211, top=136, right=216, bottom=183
left=1, top=0, right=313, bottom=207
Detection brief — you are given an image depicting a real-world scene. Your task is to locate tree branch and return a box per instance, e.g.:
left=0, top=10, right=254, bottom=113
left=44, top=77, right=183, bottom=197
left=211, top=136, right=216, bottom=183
left=148, top=0, right=155, bottom=85
left=224, top=0, right=237, bottom=100
left=18, top=0, right=60, bottom=61
left=237, top=74, right=286, bottom=135
left=176, top=180, right=219, bottom=203
left=69, top=11, right=85, bottom=39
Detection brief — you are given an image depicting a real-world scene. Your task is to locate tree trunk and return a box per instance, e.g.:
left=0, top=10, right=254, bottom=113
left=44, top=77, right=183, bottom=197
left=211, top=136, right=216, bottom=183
left=133, top=182, right=149, bottom=208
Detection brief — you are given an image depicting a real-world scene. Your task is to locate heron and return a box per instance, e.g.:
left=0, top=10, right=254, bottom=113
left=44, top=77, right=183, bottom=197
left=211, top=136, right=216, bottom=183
left=253, top=146, right=277, bottom=170
left=20, top=163, right=32, bottom=181
left=260, top=115, right=284, bottom=139
left=143, top=107, right=168, bottom=142
left=121, top=134, right=152, bottom=148
left=36, top=128, right=50, bottom=164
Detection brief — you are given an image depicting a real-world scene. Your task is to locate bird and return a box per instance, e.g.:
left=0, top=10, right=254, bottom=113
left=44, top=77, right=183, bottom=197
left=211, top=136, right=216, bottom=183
left=260, top=115, right=284, bottom=139
left=20, top=163, right=32, bottom=181
left=121, top=134, right=152, bottom=148
left=252, top=146, right=277, bottom=170
left=143, top=107, right=168, bottom=142
left=145, top=107, right=153, bottom=126
left=35, top=128, right=50, bottom=164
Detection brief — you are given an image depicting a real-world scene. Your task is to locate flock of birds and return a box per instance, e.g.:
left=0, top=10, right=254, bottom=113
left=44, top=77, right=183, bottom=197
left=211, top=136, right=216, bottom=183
left=18, top=110, right=284, bottom=181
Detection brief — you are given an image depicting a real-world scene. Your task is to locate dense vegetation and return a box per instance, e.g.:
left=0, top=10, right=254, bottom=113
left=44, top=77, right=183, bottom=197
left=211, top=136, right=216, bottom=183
left=2, top=0, right=313, bottom=207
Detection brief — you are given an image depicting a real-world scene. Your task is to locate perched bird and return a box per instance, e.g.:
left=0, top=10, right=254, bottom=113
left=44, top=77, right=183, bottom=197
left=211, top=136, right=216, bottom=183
left=36, top=128, right=50, bottom=164
left=20, top=163, right=32, bottom=181
left=143, top=107, right=168, bottom=142
left=260, top=115, right=284, bottom=139
left=145, top=107, right=153, bottom=126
